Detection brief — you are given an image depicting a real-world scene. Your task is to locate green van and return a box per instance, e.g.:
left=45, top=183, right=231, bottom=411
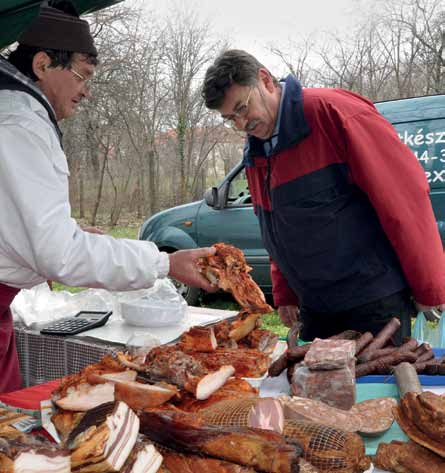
left=139, top=94, right=445, bottom=304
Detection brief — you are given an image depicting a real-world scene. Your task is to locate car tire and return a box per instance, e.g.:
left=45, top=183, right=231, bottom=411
left=169, top=278, right=201, bottom=306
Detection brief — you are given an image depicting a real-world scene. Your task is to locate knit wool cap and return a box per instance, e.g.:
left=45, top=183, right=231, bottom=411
left=18, top=6, right=97, bottom=56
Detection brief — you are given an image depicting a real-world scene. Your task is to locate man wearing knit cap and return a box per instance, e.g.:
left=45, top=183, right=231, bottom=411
left=0, top=5, right=216, bottom=393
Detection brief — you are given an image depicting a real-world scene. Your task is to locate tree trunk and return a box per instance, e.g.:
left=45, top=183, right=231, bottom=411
left=91, top=147, right=108, bottom=226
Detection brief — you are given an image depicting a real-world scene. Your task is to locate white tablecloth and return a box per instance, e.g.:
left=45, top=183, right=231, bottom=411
left=81, top=305, right=237, bottom=345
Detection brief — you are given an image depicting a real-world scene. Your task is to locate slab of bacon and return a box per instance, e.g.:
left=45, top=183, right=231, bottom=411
left=199, top=243, right=273, bottom=314
left=68, top=401, right=139, bottom=471
left=0, top=436, right=70, bottom=473
left=52, top=358, right=179, bottom=412
left=120, top=440, right=163, bottom=473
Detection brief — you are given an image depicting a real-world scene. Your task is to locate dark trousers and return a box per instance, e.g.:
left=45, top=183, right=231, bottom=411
left=300, top=289, right=415, bottom=345
left=0, top=283, right=22, bottom=393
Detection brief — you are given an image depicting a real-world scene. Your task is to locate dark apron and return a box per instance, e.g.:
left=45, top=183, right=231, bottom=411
left=0, top=283, right=22, bottom=393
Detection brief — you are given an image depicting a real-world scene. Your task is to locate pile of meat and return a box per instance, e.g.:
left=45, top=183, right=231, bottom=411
left=270, top=317, right=445, bottom=380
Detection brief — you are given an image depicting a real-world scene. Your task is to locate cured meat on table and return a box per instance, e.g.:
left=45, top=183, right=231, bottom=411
left=279, top=396, right=396, bottom=435
left=139, top=409, right=302, bottom=473
left=304, top=339, right=356, bottom=370
left=68, top=401, right=140, bottom=471
left=290, top=339, right=357, bottom=410
left=179, top=326, right=217, bottom=352
left=196, top=397, right=369, bottom=473
left=200, top=397, right=284, bottom=433
left=120, top=440, right=163, bottom=473
left=158, top=448, right=257, bottom=473
left=177, top=378, right=258, bottom=412
left=53, top=363, right=179, bottom=412
left=394, top=390, right=445, bottom=457
left=0, top=436, right=70, bottom=473
left=375, top=440, right=445, bottom=473
left=189, top=347, right=270, bottom=378
left=116, top=348, right=235, bottom=401
left=198, top=243, right=273, bottom=314
left=283, top=421, right=371, bottom=473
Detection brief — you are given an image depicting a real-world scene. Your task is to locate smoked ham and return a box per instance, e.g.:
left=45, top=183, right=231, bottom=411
left=375, top=440, right=445, bottom=473
left=159, top=448, right=257, bottom=473
left=139, top=409, right=302, bottom=473
left=190, top=347, right=270, bottom=378
left=177, top=378, right=258, bottom=412
left=279, top=396, right=396, bottom=435
left=198, top=243, right=273, bottom=314
left=87, top=372, right=179, bottom=410
left=395, top=391, right=445, bottom=457
left=184, top=365, right=235, bottom=400
left=180, top=326, right=218, bottom=352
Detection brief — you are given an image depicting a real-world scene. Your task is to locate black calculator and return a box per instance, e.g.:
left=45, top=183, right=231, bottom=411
left=40, top=310, right=112, bottom=336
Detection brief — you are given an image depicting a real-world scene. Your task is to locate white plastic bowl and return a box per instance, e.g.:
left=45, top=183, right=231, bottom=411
left=120, top=298, right=186, bottom=327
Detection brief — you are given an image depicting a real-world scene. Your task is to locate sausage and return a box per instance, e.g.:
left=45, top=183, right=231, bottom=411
left=355, top=332, right=374, bottom=355
left=286, top=323, right=301, bottom=349
left=355, top=351, right=417, bottom=377
left=351, top=397, right=398, bottom=435
left=357, top=347, right=398, bottom=364
left=416, top=349, right=435, bottom=363
left=414, top=343, right=432, bottom=356
left=268, top=352, right=290, bottom=377
left=393, top=362, right=422, bottom=397
left=359, top=317, right=401, bottom=355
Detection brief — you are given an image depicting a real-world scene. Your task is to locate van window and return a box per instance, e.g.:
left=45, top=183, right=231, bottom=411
left=227, top=167, right=252, bottom=206
left=394, top=118, right=445, bottom=188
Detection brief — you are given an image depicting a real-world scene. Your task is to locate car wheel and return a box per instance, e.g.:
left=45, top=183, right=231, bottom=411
left=170, top=278, right=201, bottom=306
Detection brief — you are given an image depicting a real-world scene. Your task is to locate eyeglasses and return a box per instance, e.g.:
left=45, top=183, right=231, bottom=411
left=222, top=87, right=253, bottom=128
left=69, top=67, right=91, bottom=91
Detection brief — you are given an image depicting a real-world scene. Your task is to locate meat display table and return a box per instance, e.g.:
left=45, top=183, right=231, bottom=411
left=14, top=306, right=237, bottom=388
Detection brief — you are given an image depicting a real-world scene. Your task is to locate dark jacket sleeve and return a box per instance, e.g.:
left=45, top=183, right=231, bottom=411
left=341, top=108, right=445, bottom=305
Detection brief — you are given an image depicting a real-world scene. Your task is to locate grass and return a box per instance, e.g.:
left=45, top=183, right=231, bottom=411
left=53, top=224, right=288, bottom=337
left=201, top=294, right=288, bottom=337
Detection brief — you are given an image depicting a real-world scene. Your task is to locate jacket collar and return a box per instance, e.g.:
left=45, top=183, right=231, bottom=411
left=0, top=57, right=63, bottom=145
left=243, top=74, right=311, bottom=166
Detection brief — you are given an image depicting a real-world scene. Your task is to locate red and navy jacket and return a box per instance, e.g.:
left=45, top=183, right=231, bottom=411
left=244, top=75, right=445, bottom=312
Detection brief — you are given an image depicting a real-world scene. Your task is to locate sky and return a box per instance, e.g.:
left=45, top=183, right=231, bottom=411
left=141, top=0, right=372, bottom=74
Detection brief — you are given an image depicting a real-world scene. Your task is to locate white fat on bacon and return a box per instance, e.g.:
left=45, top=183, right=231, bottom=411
left=0, top=438, right=70, bottom=473
left=192, top=365, right=235, bottom=401
left=70, top=401, right=140, bottom=472
left=104, top=402, right=140, bottom=471
left=8, top=451, right=70, bottom=473
left=121, top=442, right=163, bottom=473
left=55, top=382, right=115, bottom=411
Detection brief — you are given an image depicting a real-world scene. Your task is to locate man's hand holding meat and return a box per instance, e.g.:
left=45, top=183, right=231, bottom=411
left=169, top=247, right=219, bottom=292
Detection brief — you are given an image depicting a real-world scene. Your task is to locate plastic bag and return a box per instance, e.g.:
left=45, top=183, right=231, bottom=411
left=117, top=278, right=188, bottom=327
left=412, top=311, right=445, bottom=348
left=11, top=283, right=114, bottom=328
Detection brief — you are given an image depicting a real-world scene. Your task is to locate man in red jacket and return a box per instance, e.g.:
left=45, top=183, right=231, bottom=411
left=202, top=49, right=445, bottom=343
